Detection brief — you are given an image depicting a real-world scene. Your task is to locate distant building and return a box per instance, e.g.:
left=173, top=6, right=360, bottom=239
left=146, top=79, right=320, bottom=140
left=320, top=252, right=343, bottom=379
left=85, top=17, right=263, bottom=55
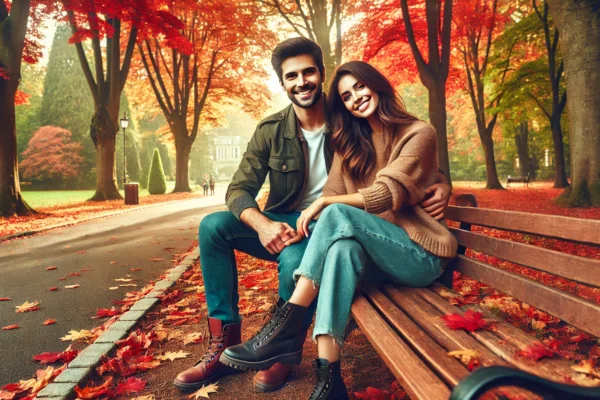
left=208, top=135, right=248, bottom=179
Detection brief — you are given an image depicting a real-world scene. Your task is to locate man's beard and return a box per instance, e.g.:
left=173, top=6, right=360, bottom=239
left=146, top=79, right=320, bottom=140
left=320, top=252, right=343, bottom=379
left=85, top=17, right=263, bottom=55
left=288, top=83, right=323, bottom=109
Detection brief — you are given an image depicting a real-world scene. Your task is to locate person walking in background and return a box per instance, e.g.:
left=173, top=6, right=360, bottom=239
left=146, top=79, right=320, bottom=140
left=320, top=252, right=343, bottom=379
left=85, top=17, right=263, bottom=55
left=209, top=174, right=216, bottom=195
left=202, top=175, right=209, bottom=195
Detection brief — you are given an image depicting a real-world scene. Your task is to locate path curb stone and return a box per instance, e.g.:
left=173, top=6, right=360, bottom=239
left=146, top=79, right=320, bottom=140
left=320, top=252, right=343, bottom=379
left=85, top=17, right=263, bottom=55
left=37, top=247, right=200, bottom=399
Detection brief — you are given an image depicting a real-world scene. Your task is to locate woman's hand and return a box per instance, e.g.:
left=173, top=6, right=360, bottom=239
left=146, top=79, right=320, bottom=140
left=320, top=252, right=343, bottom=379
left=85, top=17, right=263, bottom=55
left=420, top=183, right=451, bottom=220
left=297, top=197, right=328, bottom=238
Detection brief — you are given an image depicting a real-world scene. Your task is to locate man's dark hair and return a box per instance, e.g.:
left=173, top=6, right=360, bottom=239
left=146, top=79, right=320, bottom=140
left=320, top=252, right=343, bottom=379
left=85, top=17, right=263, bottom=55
left=271, top=37, right=325, bottom=83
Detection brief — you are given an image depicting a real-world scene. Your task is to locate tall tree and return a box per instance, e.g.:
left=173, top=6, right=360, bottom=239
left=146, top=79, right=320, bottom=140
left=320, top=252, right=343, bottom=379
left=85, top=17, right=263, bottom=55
left=136, top=0, right=275, bottom=192
left=456, top=0, right=511, bottom=189
left=0, top=0, right=53, bottom=217
left=64, top=0, right=186, bottom=200
left=546, top=0, right=600, bottom=206
left=350, top=0, right=454, bottom=184
left=259, top=0, right=343, bottom=88
left=531, top=0, right=568, bottom=188
left=515, top=121, right=534, bottom=178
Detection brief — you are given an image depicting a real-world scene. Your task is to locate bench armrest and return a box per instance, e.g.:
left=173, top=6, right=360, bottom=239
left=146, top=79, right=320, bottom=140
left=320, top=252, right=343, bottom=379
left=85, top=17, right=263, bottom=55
left=451, top=366, right=600, bottom=400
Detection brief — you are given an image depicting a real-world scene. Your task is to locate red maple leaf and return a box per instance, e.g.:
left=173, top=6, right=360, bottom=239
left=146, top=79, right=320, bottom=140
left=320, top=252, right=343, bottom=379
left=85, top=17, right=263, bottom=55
left=42, top=319, right=57, bottom=326
left=114, top=377, right=146, bottom=395
left=33, top=347, right=79, bottom=364
left=516, top=342, right=555, bottom=361
left=74, top=377, right=113, bottom=399
left=93, top=308, right=120, bottom=319
left=441, top=309, right=489, bottom=332
left=2, top=325, right=19, bottom=331
left=0, top=298, right=11, bottom=301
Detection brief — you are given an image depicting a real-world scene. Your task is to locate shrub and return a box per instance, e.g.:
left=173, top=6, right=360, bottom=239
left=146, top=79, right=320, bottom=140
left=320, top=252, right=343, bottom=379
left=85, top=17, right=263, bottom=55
left=147, top=148, right=167, bottom=195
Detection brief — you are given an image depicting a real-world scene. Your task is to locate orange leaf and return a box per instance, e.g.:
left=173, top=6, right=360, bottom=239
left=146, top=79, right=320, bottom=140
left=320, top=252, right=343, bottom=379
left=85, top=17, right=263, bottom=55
left=516, top=342, right=554, bottom=361
left=15, top=300, right=40, bottom=313
left=49, top=287, right=58, bottom=291
left=75, top=377, right=113, bottom=399
left=42, top=319, right=57, bottom=326
left=46, top=266, right=57, bottom=271
left=2, top=325, right=19, bottom=330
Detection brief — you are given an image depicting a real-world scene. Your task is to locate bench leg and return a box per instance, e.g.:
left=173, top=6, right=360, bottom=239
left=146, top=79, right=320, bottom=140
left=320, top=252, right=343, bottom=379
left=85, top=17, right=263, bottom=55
left=450, top=366, right=600, bottom=400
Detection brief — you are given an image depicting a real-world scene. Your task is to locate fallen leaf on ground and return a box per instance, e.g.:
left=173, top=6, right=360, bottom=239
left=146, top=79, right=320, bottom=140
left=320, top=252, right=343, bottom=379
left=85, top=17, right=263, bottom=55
left=115, top=278, right=133, bottom=282
left=15, top=300, right=40, bottom=313
left=183, top=332, right=204, bottom=345
left=49, top=287, right=58, bottom=291
left=33, top=346, right=79, bottom=364
left=80, top=268, right=93, bottom=272
left=130, top=268, right=142, bottom=272
left=46, top=266, right=57, bottom=271
left=441, top=309, right=488, bottom=332
left=68, top=272, right=81, bottom=277
left=76, top=250, right=86, bottom=254
left=448, top=349, right=481, bottom=370
left=42, top=319, right=57, bottom=326
left=95, top=308, right=121, bottom=319
left=114, top=377, right=147, bottom=395
left=111, top=261, right=117, bottom=264
left=2, top=325, right=19, bottom=330
left=516, top=342, right=555, bottom=361
left=159, top=350, right=190, bottom=362
left=74, top=376, right=113, bottom=399
left=61, top=329, right=95, bottom=342
left=0, top=298, right=11, bottom=301
left=64, top=284, right=80, bottom=289
left=108, top=287, right=119, bottom=290
left=119, top=284, right=138, bottom=287
left=149, top=257, right=165, bottom=261
left=188, top=383, right=218, bottom=399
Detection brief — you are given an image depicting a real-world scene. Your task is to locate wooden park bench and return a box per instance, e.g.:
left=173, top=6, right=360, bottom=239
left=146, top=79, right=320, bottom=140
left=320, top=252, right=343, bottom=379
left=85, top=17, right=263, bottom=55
left=351, top=194, right=600, bottom=399
left=507, top=174, right=531, bottom=188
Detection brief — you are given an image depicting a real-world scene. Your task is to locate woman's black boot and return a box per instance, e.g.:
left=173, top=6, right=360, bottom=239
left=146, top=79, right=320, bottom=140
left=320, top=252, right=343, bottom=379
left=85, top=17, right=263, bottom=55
left=220, top=301, right=308, bottom=371
left=309, top=358, right=349, bottom=400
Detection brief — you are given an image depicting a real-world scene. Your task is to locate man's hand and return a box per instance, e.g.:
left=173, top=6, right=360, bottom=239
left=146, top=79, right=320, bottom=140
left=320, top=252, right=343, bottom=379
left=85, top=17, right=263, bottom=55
left=256, top=220, right=297, bottom=254
left=420, top=183, right=451, bottom=220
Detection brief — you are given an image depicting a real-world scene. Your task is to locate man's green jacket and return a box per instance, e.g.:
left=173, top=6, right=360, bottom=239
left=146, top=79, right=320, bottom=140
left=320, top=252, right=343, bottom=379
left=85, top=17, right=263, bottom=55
left=226, top=104, right=334, bottom=219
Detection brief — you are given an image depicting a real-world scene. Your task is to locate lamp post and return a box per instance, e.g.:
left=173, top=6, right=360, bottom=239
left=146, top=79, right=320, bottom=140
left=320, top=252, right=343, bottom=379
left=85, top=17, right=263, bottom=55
left=120, top=113, right=129, bottom=187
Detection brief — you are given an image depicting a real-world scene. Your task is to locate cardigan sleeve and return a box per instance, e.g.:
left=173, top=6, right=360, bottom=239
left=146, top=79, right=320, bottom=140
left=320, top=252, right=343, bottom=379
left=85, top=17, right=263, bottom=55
left=322, top=152, right=348, bottom=196
left=359, top=125, right=438, bottom=214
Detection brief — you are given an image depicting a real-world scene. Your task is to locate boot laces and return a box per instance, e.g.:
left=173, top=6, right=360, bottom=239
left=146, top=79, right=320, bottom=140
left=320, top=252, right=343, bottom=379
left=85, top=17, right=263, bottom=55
left=197, top=326, right=227, bottom=364
left=310, top=362, right=333, bottom=399
left=254, top=306, right=288, bottom=346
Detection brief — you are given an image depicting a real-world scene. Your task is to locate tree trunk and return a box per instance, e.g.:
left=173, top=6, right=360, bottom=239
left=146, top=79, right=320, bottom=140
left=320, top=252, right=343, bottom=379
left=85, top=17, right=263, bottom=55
left=89, top=107, right=121, bottom=201
left=427, top=83, right=452, bottom=186
left=548, top=0, right=600, bottom=206
left=515, top=121, right=534, bottom=177
left=481, top=130, right=504, bottom=189
left=173, top=137, right=192, bottom=193
left=550, top=118, right=569, bottom=188
left=0, top=90, right=35, bottom=217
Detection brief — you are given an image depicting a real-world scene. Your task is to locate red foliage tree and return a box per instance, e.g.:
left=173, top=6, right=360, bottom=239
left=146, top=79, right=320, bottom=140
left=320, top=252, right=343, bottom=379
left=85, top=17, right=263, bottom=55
left=20, top=126, right=84, bottom=187
left=135, top=0, right=276, bottom=192
left=0, top=0, right=58, bottom=216
left=63, top=0, right=188, bottom=200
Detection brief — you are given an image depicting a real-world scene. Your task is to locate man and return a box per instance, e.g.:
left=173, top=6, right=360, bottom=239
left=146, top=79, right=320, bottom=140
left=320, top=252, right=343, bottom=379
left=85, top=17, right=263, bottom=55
left=174, top=37, right=450, bottom=393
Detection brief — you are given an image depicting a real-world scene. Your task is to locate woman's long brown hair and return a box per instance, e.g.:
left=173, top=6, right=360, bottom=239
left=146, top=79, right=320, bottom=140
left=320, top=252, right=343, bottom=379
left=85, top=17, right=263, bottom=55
left=327, top=61, right=419, bottom=180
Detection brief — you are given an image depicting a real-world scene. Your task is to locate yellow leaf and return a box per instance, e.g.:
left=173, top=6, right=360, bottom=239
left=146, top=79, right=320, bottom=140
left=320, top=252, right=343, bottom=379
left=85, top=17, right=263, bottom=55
left=158, top=350, right=191, bottom=362
left=572, top=360, right=600, bottom=380
left=108, top=287, right=119, bottom=290
left=15, top=300, right=40, bottom=313
left=183, top=332, right=204, bottom=346
left=64, top=284, right=80, bottom=289
left=188, top=383, right=219, bottom=399
left=115, top=278, right=133, bottom=282
left=448, top=349, right=481, bottom=364
left=531, top=319, right=547, bottom=330
left=61, top=329, right=95, bottom=342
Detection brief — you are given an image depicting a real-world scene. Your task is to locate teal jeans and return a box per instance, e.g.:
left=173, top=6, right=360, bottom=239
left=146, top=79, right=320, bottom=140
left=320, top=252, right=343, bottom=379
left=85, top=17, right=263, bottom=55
left=293, top=204, right=447, bottom=345
left=199, top=211, right=315, bottom=332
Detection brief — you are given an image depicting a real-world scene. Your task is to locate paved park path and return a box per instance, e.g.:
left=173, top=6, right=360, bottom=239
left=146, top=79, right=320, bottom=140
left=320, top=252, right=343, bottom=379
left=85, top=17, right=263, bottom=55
left=0, top=189, right=226, bottom=385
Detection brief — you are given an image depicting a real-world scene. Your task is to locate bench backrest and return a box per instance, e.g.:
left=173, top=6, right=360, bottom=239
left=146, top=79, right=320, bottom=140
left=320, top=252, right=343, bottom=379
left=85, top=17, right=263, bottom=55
left=445, top=201, right=600, bottom=338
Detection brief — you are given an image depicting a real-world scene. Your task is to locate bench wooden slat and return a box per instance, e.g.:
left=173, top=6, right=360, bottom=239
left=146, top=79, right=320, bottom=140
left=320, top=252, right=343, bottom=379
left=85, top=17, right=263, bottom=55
left=450, top=228, right=600, bottom=287
left=453, top=255, right=600, bottom=337
left=419, top=285, right=583, bottom=384
left=446, top=206, right=600, bottom=246
left=362, top=285, right=469, bottom=386
left=351, top=291, right=451, bottom=400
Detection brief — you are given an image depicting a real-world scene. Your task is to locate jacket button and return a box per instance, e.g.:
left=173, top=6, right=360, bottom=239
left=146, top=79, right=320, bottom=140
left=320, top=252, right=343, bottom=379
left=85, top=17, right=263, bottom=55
left=282, top=164, right=288, bottom=171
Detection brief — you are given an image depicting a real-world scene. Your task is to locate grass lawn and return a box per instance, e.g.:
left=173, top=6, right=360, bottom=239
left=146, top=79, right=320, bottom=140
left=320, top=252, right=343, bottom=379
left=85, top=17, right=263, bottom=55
left=23, top=182, right=181, bottom=208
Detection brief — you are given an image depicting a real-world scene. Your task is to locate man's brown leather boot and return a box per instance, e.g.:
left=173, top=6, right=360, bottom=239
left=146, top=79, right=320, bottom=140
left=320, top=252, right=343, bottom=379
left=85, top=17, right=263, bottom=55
left=173, top=318, right=241, bottom=392
left=253, top=362, right=292, bottom=392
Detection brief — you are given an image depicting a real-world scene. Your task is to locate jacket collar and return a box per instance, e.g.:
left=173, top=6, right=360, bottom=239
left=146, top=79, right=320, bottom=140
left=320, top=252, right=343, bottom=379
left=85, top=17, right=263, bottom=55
left=282, top=98, right=330, bottom=140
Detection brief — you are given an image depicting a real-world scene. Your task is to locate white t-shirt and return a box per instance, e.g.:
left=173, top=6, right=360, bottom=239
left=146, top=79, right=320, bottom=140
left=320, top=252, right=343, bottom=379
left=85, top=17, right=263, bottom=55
left=296, top=124, right=328, bottom=211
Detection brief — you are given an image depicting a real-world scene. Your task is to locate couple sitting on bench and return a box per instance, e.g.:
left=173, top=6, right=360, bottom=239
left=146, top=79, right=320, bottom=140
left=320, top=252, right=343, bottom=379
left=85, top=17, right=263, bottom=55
left=173, top=37, right=458, bottom=399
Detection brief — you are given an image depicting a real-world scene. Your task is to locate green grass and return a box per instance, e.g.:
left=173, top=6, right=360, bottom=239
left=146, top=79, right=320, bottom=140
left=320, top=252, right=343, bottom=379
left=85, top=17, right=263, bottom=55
left=23, top=182, right=180, bottom=208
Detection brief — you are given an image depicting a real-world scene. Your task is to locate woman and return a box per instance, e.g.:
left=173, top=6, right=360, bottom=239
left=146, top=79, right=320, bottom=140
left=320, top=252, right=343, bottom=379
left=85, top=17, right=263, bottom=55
left=221, top=61, right=458, bottom=399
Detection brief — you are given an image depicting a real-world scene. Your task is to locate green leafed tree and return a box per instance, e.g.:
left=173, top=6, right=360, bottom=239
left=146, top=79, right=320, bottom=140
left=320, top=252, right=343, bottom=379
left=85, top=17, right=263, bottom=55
left=147, top=148, right=167, bottom=195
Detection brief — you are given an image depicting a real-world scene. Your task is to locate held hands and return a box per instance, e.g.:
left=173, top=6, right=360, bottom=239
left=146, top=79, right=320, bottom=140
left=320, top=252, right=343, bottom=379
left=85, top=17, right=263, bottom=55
left=284, top=197, right=328, bottom=246
left=420, top=183, right=451, bottom=220
left=257, top=220, right=297, bottom=254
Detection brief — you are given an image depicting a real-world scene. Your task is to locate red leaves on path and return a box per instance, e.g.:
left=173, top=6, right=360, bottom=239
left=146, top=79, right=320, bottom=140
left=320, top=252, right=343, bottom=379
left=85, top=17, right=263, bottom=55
left=33, top=347, right=79, bottom=364
left=2, top=325, right=19, bottom=331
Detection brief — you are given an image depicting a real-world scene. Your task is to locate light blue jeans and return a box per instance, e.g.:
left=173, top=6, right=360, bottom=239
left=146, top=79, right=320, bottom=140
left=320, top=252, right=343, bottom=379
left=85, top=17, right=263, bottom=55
left=293, top=204, right=447, bottom=345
